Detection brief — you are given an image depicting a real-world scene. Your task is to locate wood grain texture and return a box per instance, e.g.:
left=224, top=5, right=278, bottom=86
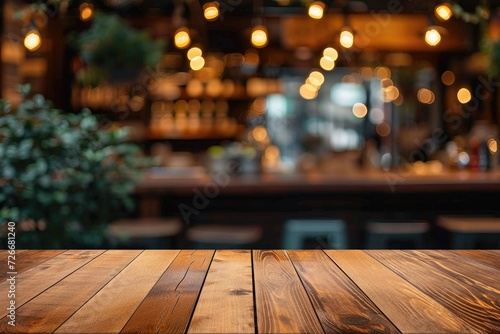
left=324, top=250, right=474, bottom=334
left=0, top=250, right=104, bottom=320
left=188, top=250, right=254, bottom=334
left=288, top=250, right=400, bottom=334
left=0, top=249, right=27, bottom=261
left=450, top=250, right=500, bottom=270
left=122, top=250, right=214, bottom=334
left=0, top=250, right=141, bottom=334
left=368, top=250, right=500, bottom=333
left=54, top=250, right=179, bottom=334
left=0, top=250, right=66, bottom=280
left=408, top=250, right=500, bottom=294
left=253, top=250, right=324, bottom=334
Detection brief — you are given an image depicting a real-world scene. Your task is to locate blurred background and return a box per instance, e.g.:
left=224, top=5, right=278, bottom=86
left=1, top=0, right=500, bottom=249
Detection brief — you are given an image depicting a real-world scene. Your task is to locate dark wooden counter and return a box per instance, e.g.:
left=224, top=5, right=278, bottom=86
left=1, top=250, right=499, bottom=333
left=136, top=169, right=500, bottom=195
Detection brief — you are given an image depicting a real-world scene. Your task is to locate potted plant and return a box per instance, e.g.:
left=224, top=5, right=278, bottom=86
left=0, top=85, right=156, bottom=248
left=68, top=11, right=165, bottom=86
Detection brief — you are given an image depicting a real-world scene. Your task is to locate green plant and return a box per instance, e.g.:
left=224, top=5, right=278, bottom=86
left=69, top=11, right=164, bottom=86
left=0, top=85, right=156, bottom=248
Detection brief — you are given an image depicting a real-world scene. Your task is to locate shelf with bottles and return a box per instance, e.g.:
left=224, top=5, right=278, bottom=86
left=147, top=98, right=245, bottom=140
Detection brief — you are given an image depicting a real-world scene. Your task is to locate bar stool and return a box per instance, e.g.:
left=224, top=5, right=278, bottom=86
left=437, top=216, right=500, bottom=249
left=281, top=219, right=349, bottom=249
left=107, top=217, right=183, bottom=249
left=186, top=224, right=263, bottom=249
left=364, top=221, right=430, bottom=249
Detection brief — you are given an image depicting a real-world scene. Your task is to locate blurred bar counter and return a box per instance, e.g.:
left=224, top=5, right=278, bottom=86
left=134, top=169, right=500, bottom=248
left=136, top=169, right=500, bottom=195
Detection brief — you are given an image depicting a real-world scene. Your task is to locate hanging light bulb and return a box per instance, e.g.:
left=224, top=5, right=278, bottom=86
left=79, top=3, right=94, bottom=21
left=435, top=2, right=453, bottom=21
left=339, top=27, right=354, bottom=48
left=174, top=27, right=191, bottom=49
left=203, top=2, right=219, bottom=21
left=24, top=29, right=42, bottom=52
left=425, top=27, right=442, bottom=46
left=187, top=47, right=203, bottom=60
left=308, top=1, right=325, bottom=19
left=251, top=25, right=268, bottom=48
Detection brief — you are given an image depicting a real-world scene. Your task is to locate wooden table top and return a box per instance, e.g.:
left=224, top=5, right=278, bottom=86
left=1, top=250, right=499, bottom=333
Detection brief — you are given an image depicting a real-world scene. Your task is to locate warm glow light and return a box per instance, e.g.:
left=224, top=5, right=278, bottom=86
left=299, top=84, right=318, bottom=100
left=417, top=88, right=435, bottom=104
left=308, top=71, right=325, bottom=86
left=384, top=86, right=400, bottom=102
left=174, top=28, right=191, bottom=49
left=264, top=145, right=280, bottom=160
left=435, top=3, right=453, bottom=21
left=24, top=30, right=42, bottom=52
left=186, top=79, right=204, bottom=97
left=203, top=2, right=219, bottom=21
left=441, top=70, right=455, bottom=85
left=187, top=47, right=202, bottom=60
left=323, top=47, right=338, bottom=61
left=252, top=126, right=268, bottom=142
left=308, top=2, right=325, bottom=19
left=360, top=67, right=374, bottom=80
left=190, top=56, right=205, bottom=70
left=375, top=66, right=391, bottom=79
left=319, top=56, right=335, bottom=71
left=425, top=28, right=441, bottom=46
left=340, top=28, right=354, bottom=48
left=251, top=25, right=268, bottom=48
left=352, top=103, right=368, bottom=118
left=488, top=139, right=497, bottom=153
left=376, top=122, right=391, bottom=137
left=457, top=88, right=472, bottom=103
left=79, top=4, right=93, bottom=21
left=252, top=97, right=267, bottom=114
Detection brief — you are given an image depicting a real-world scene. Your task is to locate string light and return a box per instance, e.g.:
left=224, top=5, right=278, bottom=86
left=251, top=25, right=268, bottom=48
left=425, top=27, right=442, bottom=46
left=24, top=29, right=42, bottom=52
left=340, top=27, right=354, bottom=48
left=174, top=27, right=191, bottom=49
left=308, top=2, right=325, bottom=20
left=79, top=3, right=94, bottom=21
left=203, top=2, right=219, bottom=21
left=435, top=3, right=453, bottom=21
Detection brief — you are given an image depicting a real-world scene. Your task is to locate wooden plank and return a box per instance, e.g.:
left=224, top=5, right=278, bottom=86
left=0, top=250, right=66, bottom=280
left=54, top=250, right=179, bottom=334
left=188, top=250, right=254, bottom=334
left=253, top=250, right=324, bottom=334
left=121, top=250, right=214, bottom=334
left=287, top=250, right=399, bottom=333
left=0, top=250, right=104, bottom=319
left=368, top=250, right=500, bottom=333
left=324, top=250, right=474, bottom=334
left=0, top=250, right=27, bottom=262
left=450, top=250, right=500, bottom=270
left=288, top=250, right=400, bottom=334
left=0, top=250, right=142, bottom=334
left=408, top=250, right=500, bottom=293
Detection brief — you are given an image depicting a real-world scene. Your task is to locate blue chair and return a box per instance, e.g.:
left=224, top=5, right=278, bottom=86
left=364, top=221, right=429, bottom=249
left=282, top=219, right=349, bottom=249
